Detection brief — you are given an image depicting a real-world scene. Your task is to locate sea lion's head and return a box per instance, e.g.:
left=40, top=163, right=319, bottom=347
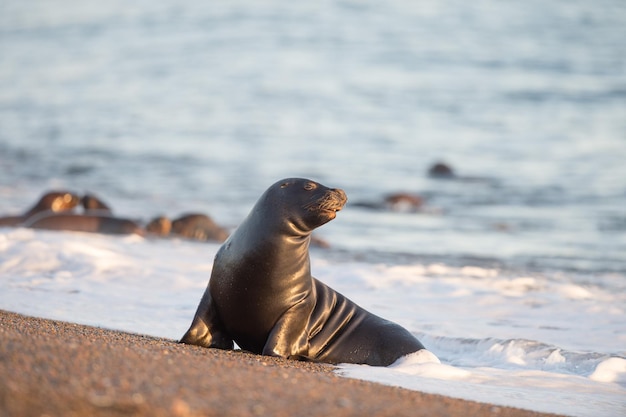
left=146, top=216, right=172, bottom=236
left=81, top=193, right=112, bottom=212
left=262, top=178, right=347, bottom=234
left=33, top=191, right=81, bottom=213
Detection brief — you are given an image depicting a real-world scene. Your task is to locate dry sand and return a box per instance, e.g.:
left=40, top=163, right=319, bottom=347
left=0, top=310, right=567, bottom=417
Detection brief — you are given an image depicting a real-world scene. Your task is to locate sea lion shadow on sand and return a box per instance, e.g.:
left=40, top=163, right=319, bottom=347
left=181, top=178, right=436, bottom=367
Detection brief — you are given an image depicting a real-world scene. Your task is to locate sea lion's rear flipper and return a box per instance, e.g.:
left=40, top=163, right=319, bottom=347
left=180, top=288, right=233, bottom=350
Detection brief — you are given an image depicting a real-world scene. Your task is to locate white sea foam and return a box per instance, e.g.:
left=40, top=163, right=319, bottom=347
left=337, top=362, right=626, bottom=417
left=590, top=358, right=626, bottom=385
left=1, top=228, right=624, bottom=417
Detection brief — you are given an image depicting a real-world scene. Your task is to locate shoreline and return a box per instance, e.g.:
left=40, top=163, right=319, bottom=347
left=0, top=310, right=566, bottom=417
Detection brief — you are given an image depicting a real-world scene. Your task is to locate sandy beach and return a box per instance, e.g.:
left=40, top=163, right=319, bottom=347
left=0, top=310, right=567, bottom=417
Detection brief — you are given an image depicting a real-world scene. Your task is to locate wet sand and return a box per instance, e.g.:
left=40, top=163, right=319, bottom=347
left=0, top=310, right=566, bottom=417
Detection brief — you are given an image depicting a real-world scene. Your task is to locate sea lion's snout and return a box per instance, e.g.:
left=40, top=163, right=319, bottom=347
left=329, top=188, right=347, bottom=211
left=313, top=188, right=347, bottom=216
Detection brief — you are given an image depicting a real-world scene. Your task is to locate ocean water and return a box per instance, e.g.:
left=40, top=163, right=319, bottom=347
left=1, top=1, right=625, bottom=416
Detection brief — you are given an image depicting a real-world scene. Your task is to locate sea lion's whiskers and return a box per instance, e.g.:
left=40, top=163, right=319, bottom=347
left=304, top=192, right=345, bottom=212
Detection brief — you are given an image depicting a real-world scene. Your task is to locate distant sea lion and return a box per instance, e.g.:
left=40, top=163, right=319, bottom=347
left=428, top=162, right=455, bottom=178
left=81, top=193, right=113, bottom=214
left=145, top=214, right=228, bottom=242
left=171, top=213, right=229, bottom=242
left=23, top=213, right=144, bottom=235
left=181, top=178, right=428, bottom=366
left=310, top=234, right=331, bottom=249
left=384, top=193, right=424, bottom=210
left=145, top=216, right=172, bottom=236
left=427, top=161, right=492, bottom=183
left=0, top=191, right=80, bottom=227
left=351, top=192, right=425, bottom=213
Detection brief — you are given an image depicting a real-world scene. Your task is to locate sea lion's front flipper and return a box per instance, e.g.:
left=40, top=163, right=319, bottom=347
left=262, top=299, right=312, bottom=360
left=180, top=288, right=233, bottom=350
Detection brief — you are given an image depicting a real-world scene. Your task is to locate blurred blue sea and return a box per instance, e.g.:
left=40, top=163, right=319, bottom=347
left=1, top=0, right=625, bottom=275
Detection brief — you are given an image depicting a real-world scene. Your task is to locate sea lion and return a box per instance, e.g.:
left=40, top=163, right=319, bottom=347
left=351, top=192, right=425, bottom=213
left=81, top=193, right=113, bottom=214
left=427, top=161, right=493, bottom=183
left=145, top=216, right=172, bottom=236
left=353, top=192, right=425, bottom=213
left=384, top=193, right=424, bottom=211
left=428, top=161, right=455, bottom=178
left=0, top=191, right=80, bottom=227
left=23, top=213, right=144, bottom=235
left=171, top=213, right=229, bottom=242
left=181, top=178, right=427, bottom=366
left=145, top=214, right=229, bottom=242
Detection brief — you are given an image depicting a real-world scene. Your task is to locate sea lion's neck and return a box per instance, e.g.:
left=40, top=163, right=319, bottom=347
left=237, top=212, right=311, bottom=283
left=263, top=226, right=311, bottom=280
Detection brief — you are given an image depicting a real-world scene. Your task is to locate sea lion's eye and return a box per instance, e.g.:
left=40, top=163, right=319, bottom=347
left=304, top=182, right=317, bottom=191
